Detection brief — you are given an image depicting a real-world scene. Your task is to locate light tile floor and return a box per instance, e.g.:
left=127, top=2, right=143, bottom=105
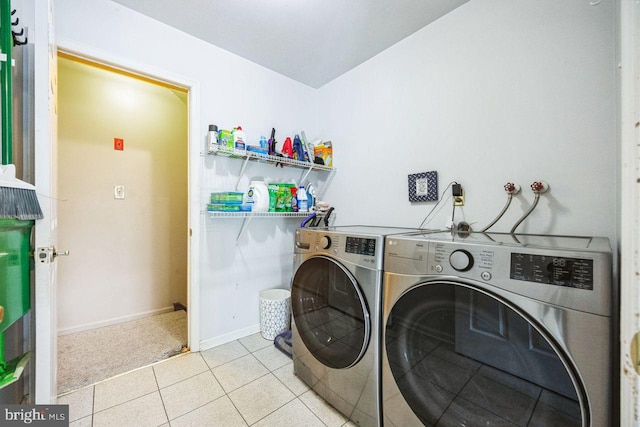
left=57, top=333, right=356, bottom=427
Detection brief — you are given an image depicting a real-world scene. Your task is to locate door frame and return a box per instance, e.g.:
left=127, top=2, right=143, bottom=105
left=56, top=36, right=201, bottom=349
left=41, top=37, right=201, bottom=398
left=619, top=0, right=640, bottom=425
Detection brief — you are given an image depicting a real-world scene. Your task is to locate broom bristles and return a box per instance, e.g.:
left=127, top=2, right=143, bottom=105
left=0, top=186, right=43, bottom=220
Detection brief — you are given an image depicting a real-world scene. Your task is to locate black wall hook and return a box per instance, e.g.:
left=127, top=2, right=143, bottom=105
left=9, top=9, right=27, bottom=46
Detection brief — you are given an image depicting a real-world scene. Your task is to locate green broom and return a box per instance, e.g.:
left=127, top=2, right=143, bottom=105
left=0, top=0, right=42, bottom=389
left=0, top=0, right=41, bottom=220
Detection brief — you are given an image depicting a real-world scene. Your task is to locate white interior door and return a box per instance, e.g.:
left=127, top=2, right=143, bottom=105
left=33, top=0, right=58, bottom=404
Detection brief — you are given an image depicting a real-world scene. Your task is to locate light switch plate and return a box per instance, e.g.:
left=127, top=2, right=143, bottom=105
left=114, top=185, right=125, bottom=199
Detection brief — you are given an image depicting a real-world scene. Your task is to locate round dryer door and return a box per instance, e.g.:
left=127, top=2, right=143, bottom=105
left=385, top=282, right=584, bottom=427
left=291, top=256, right=370, bottom=369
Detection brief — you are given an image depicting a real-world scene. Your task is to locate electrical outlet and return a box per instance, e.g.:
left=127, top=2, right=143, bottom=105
left=114, top=185, right=125, bottom=199
left=452, top=184, right=465, bottom=206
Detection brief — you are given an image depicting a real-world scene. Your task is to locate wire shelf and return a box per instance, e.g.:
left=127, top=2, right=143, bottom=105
left=204, top=145, right=334, bottom=172
left=205, top=211, right=316, bottom=219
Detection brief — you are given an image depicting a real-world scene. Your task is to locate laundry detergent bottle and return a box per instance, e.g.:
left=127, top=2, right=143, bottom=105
left=297, top=186, right=309, bottom=212
left=248, top=180, right=269, bottom=212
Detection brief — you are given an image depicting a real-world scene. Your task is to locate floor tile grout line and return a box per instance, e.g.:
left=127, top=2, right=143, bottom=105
left=162, top=393, right=234, bottom=425
left=226, top=387, right=251, bottom=426
left=297, top=391, right=332, bottom=427
left=269, top=361, right=306, bottom=397
left=221, top=368, right=296, bottom=426
left=246, top=394, right=299, bottom=426
left=58, top=351, right=191, bottom=399
left=90, top=367, right=160, bottom=414
left=225, top=370, right=273, bottom=395
left=72, top=336, right=311, bottom=425
left=91, top=389, right=160, bottom=417
left=91, top=385, right=96, bottom=426
left=296, top=395, right=330, bottom=427
left=152, top=365, right=171, bottom=425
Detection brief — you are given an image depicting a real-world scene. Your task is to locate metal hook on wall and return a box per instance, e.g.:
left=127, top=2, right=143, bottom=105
left=10, top=8, right=27, bottom=46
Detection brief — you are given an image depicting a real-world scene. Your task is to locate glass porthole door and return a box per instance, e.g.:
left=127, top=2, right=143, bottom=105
left=385, top=281, right=584, bottom=427
left=291, top=256, right=370, bottom=369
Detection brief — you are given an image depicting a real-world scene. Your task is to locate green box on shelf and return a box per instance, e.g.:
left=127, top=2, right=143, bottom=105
left=210, top=192, right=244, bottom=204
left=207, top=203, right=241, bottom=212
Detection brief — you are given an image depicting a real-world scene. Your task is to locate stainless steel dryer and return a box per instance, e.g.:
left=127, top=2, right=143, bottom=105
left=292, top=226, right=420, bottom=426
left=382, top=231, right=613, bottom=427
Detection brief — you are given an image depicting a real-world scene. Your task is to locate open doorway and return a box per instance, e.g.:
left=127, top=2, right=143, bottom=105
left=55, top=53, right=189, bottom=394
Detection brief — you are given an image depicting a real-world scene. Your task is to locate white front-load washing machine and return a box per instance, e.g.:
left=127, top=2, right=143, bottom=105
left=291, top=226, right=420, bottom=426
left=381, top=231, right=613, bottom=427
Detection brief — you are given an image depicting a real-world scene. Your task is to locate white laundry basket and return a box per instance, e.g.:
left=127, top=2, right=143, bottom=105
left=259, top=289, right=291, bottom=340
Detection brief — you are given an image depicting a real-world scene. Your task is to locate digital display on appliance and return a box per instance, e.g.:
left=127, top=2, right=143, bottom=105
left=345, top=237, right=376, bottom=256
left=510, top=253, right=593, bottom=290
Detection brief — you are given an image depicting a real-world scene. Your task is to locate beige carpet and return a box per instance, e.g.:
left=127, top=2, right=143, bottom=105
left=57, top=310, right=187, bottom=394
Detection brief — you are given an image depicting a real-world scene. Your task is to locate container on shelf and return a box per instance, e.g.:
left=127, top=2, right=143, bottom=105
left=207, top=124, right=218, bottom=153
left=297, top=186, right=309, bottom=212
left=233, top=126, right=246, bottom=151
left=210, top=192, right=244, bottom=204
left=245, top=180, right=269, bottom=213
left=218, top=129, right=234, bottom=152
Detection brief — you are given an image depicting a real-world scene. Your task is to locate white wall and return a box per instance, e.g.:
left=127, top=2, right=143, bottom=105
left=54, top=0, right=320, bottom=347
left=318, top=0, right=617, bottom=244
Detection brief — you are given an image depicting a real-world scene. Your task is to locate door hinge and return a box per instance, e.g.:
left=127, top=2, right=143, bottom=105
left=631, top=331, right=640, bottom=375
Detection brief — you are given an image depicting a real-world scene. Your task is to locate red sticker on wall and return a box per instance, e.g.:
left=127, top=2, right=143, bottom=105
left=114, top=138, right=124, bottom=151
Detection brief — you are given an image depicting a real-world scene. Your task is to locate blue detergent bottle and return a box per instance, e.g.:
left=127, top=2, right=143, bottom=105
left=293, top=135, right=305, bottom=161
left=297, top=186, right=309, bottom=212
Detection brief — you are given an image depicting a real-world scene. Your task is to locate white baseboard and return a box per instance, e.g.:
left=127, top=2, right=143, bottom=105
left=57, top=306, right=176, bottom=336
left=199, top=324, right=261, bottom=351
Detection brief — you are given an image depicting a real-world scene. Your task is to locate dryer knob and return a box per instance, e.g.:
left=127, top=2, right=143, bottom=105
left=320, top=236, right=332, bottom=249
left=449, top=249, right=474, bottom=272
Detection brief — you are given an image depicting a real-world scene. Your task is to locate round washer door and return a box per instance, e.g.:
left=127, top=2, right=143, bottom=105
left=385, top=281, right=585, bottom=427
left=291, top=256, right=370, bottom=369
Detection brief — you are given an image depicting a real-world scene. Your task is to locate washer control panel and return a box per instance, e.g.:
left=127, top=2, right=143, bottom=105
left=383, top=232, right=612, bottom=316
left=510, top=253, right=593, bottom=290
left=432, top=242, right=494, bottom=279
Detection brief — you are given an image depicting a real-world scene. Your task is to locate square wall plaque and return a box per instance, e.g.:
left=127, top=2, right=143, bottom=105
left=408, top=171, right=438, bottom=202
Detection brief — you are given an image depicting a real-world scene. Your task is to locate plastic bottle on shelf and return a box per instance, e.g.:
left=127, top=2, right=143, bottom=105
left=234, top=126, right=246, bottom=151
left=297, top=186, right=309, bottom=212
left=282, top=137, right=293, bottom=158
left=291, top=186, right=298, bottom=212
left=207, top=124, right=218, bottom=153
left=306, top=183, right=316, bottom=211
left=292, top=135, right=304, bottom=161
left=259, top=136, right=268, bottom=148
left=249, top=180, right=269, bottom=212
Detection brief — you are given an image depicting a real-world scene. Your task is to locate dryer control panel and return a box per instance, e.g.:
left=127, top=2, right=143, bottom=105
left=295, top=228, right=384, bottom=270
left=345, top=236, right=376, bottom=256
